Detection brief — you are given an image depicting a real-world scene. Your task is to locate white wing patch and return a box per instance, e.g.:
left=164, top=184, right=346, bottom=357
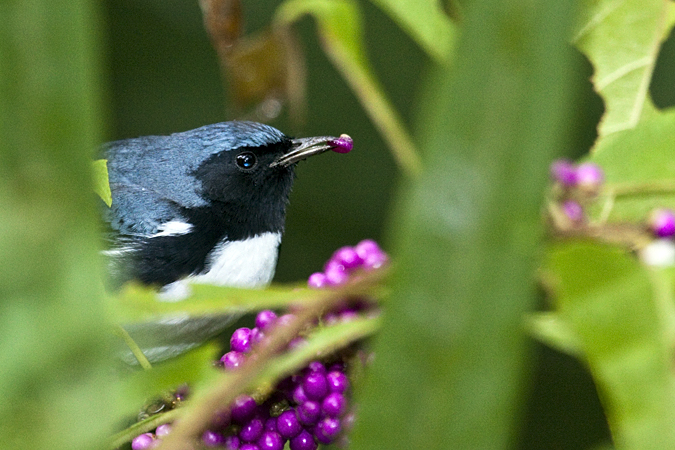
left=189, top=232, right=281, bottom=288
left=152, top=220, right=194, bottom=238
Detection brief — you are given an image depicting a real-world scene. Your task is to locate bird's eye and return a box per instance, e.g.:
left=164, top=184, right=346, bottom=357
left=236, top=152, right=258, bottom=170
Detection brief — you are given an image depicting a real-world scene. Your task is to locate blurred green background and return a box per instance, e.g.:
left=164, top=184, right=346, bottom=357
left=101, top=1, right=675, bottom=448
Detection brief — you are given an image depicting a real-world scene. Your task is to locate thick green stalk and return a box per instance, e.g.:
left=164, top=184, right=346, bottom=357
left=350, top=0, right=575, bottom=448
left=0, top=2, right=113, bottom=449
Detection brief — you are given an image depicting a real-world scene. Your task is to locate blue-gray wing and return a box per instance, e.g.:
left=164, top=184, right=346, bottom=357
left=103, top=134, right=208, bottom=236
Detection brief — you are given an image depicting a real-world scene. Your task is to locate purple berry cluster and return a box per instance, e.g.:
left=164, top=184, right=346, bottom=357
left=212, top=310, right=354, bottom=449
left=549, top=159, right=605, bottom=226
left=131, top=314, right=355, bottom=450
left=203, top=358, right=352, bottom=450
left=307, top=239, right=387, bottom=288
left=131, top=240, right=386, bottom=449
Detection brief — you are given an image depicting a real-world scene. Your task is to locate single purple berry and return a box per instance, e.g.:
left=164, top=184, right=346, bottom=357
left=303, top=372, right=328, bottom=400
left=221, top=351, right=246, bottom=370
left=265, top=417, right=278, bottom=432
left=307, top=361, right=326, bottom=375
left=354, top=239, right=381, bottom=259
left=329, top=134, right=353, bottom=154
left=175, top=384, right=189, bottom=401
left=250, top=327, right=265, bottom=346
left=224, top=435, right=241, bottom=450
left=155, top=424, right=172, bottom=437
left=562, top=200, right=584, bottom=223
left=277, top=314, right=295, bottom=327
left=362, top=249, right=387, bottom=270
left=287, top=336, right=307, bottom=351
left=650, top=209, right=675, bottom=237
left=289, top=430, right=318, bottom=450
left=231, top=327, right=252, bottom=353
left=324, top=312, right=339, bottom=325
left=339, top=310, right=359, bottom=322
left=331, top=246, right=363, bottom=270
left=131, top=433, right=155, bottom=450
left=276, top=409, right=302, bottom=439
left=255, top=310, right=278, bottom=331
left=293, top=384, right=308, bottom=404
left=550, top=159, right=577, bottom=186
left=326, top=370, right=349, bottom=393
left=232, top=395, right=257, bottom=423
left=321, top=392, right=346, bottom=417
left=576, top=162, right=604, bottom=192
left=239, top=418, right=264, bottom=442
left=257, top=431, right=284, bottom=450
left=342, top=410, right=356, bottom=431
left=202, top=430, right=225, bottom=447
left=324, top=261, right=349, bottom=286
left=314, top=416, right=341, bottom=444
left=355, top=239, right=388, bottom=270
left=240, top=444, right=261, bottom=450
left=297, top=400, right=321, bottom=425
left=307, top=272, right=328, bottom=289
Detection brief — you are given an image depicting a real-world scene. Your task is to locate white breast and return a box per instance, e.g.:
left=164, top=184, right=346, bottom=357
left=189, top=231, right=282, bottom=288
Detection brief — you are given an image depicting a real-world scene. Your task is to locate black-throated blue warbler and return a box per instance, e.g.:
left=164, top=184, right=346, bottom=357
left=103, top=121, right=352, bottom=362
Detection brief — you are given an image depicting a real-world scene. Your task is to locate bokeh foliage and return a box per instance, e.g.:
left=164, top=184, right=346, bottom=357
left=5, top=0, right=675, bottom=449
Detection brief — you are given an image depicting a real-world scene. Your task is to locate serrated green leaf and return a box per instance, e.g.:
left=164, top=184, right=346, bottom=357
left=92, top=159, right=112, bottom=207
left=547, top=242, right=675, bottom=450
left=572, top=0, right=675, bottom=136
left=589, top=109, right=675, bottom=222
left=368, top=0, right=457, bottom=62
left=274, top=0, right=422, bottom=176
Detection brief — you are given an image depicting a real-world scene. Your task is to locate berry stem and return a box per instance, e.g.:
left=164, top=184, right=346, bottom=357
left=604, top=180, right=675, bottom=198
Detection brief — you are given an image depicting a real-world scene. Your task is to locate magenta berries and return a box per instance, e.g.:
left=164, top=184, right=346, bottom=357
left=649, top=208, right=675, bottom=238
left=308, top=239, right=388, bottom=288
left=329, top=134, right=353, bottom=154
left=550, top=159, right=577, bottom=187
left=130, top=239, right=383, bottom=450
left=548, top=159, right=606, bottom=229
left=550, top=159, right=603, bottom=192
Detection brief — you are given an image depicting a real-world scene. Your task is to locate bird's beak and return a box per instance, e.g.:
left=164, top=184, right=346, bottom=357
left=270, top=134, right=353, bottom=168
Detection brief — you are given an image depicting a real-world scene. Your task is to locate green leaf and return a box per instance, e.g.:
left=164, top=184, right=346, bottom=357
left=117, top=342, right=222, bottom=419
left=350, top=0, right=576, bottom=448
left=0, top=2, right=114, bottom=450
left=589, top=109, right=675, bottom=222
left=110, top=268, right=388, bottom=323
left=546, top=242, right=675, bottom=450
left=572, top=0, right=675, bottom=136
left=368, top=0, right=457, bottom=62
left=92, top=159, right=112, bottom=207
left=274, top=0, right=422, bottom=176
left=524, top=312, right=581, bottom=356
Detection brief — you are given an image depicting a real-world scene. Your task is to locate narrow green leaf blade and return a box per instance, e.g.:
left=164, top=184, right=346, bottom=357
left=274, top=0, right=422, bottom=176
left=93, top=159, right=112, bottom=207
